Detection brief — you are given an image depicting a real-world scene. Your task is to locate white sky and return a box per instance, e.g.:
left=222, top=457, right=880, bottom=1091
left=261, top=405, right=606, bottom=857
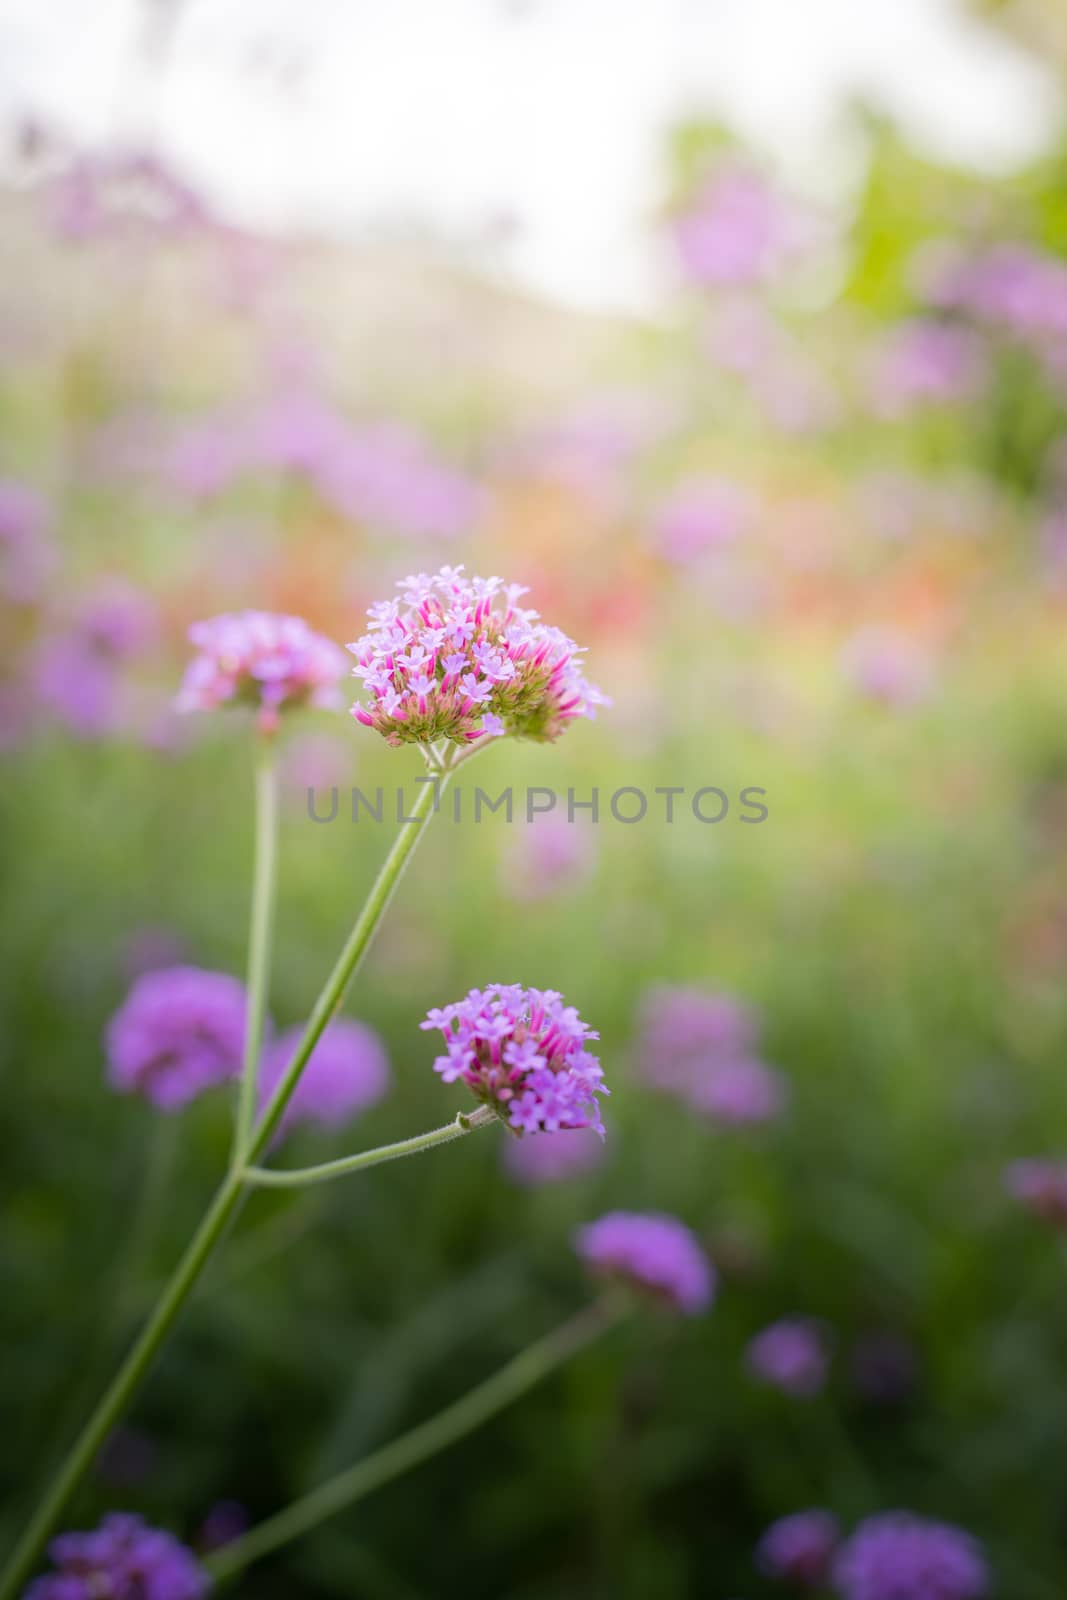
left=0, top=0, right=1060, bottom=311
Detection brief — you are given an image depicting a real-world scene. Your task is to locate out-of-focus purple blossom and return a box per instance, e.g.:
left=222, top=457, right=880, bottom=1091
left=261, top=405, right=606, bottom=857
left=841, top=627, right=934, bottom=708
left=421, top=983, right=607, bottom=1136
left=500, top=813, right=596, bottom=902
left=833, top=1512, right=988, bottom=1600
left=105, top=965, right=250, bottom=1110
left=850, top=1331, right=919, bottom=1406
left=0, top=478, right=54, bottom=603
left=651, top=478, right=753, bottom=562
left=746, top=1318, right=830, bottom=1397
left=636, top=984, right=785, bottom=1126
left=686, top=1056, right=787, bottom=1125
left=672, top=163, right=817, bottom=290
left=508, top=391, right=673, bottom=506
left=25, top=1512, right=208, bottom=1600
left=920, top=238, right=1067, bottom=342
left=176, top=611, right=348, bottom=732
left=32, top=580, right=158, bottom=738
left=1004, top=1157, right=1067, bottom=1226
left=502, top=1124, right=605, bottom=1186
left=316, top=421, right=481, bottom=538
left=868, top=320, right=986, bottom=417
left=756, top=1509, right=839, bottom=1586
left=575, top=1210, right=714, bottom=1314
left=349, top=566, right=607, bottom=747
left=258, top=1019, right=390, bottom=1135
left=195, top=1501, right=250, bottom=1555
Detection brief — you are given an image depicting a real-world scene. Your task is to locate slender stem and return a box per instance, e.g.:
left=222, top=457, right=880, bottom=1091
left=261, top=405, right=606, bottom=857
left=0, top=759, right=449, bottom=1600
left=234, top=738, right=279, bottom=1160
left=243, top=1107, right=498, bottom=1189
left=244, top=765, right=447, bottom=1165
left=207, top=1299, right=620, bottom=1587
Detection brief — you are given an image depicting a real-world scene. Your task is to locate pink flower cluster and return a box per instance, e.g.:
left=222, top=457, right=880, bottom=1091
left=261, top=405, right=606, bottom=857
left=746, top=1317, right=830, bottom=1397
left=756, top=1509, right=839, bottom=1586
left=672, top=163, right=815, bottom=290
left=349, top=566, right=606, bottom=747
left=574, top=1210, right=714, bottom=1314
left=1004, top=1158, right=1067, bottom=1226
left=420, top=983, right=607, bottom=1136
left=636, top=984, right=786, bottom=1126
left=176, top=611, right=348, bottom=733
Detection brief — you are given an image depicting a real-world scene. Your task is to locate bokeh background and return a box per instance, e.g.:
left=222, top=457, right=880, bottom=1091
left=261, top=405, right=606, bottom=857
left=5, top=1, right=1067, bottom=1594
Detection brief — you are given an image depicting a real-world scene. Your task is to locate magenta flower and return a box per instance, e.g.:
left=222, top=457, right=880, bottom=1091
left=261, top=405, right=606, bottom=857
left=502, top=1125, right=605, bottom=1186
left=500, top=813, right=596, bottom=903
left=868, top=320, right=986, bottom=417
left=746, top=1318, right=830, bottom=1397
left=1004, top=1158, right=1067, bottom=1226
left=420, top=984, right=607, bottom=1136
left=756, top=1509, right=839, bottom=1586
left=575, top=1211, right=714, bottom=1314
left=105, top=966, right=250, bottom=1110
left=833, top=1512, right=988, bottom=1600
left=348, top=566, right=606, bottom=747
left=0, top=477, right=54, bottom=603
left=686, top=1056, right=787, bottom=1125
left=672, top=162, right=815, bottom=289
left=258, top=1019, right=390, bottom=1135
left=176, top=611, right=348, bottom=733
left=25, top=1513, right=207, bottom=1600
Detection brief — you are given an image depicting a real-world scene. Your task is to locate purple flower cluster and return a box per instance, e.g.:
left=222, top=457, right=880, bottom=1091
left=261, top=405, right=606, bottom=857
left=259, top=1019, right=390, bottom=1135
left=840, top=627, right=934, bottom=708
left=922, top=239, right=1067, bottom=344
left=636, top=984, right=786, bottom=1127
left=176, top=611, right=348, bottom=733
left=746, top=1317, right=830, bottom=1398
left=868, top=320, right=986, bottom=418
left=349, top=566, right=606, bottom=747
left=672, top=162, right=814, bottom=290
left=756, top=1509, right=839, bottom=1586
left=833, top=1512, right=988, bottom=1600
left=1004, top=1158, right=1067, bottom=1226
left=421, top=984, right=607, bottom=1136
left=502, top=1124, right=605, bottom=1186
left=25, top=1513, right=207, bottom=1600
left=574, top=1210, right=714, bottom=1314
left=105, top=965, right=249, bottom=1110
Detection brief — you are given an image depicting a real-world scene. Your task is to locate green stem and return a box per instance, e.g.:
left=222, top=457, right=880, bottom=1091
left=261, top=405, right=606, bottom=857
left=207, top=1299, right=620, bottom=1588
left=0, top=762, right=449, bottom=1600
left=243, top=1107, right=498, bottom=1189
left=234, top=738, right=279, bottom=1160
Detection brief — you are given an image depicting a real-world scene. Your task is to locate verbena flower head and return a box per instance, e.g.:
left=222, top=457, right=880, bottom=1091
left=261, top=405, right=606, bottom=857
left=259, top=1019, right=390, bottom=1135
left=575, top=1211, right=714, bottom=1314
left=420, top=983, right=607, bottom=1135
left=746, top=1318, right=829, bottom=1397
left=833, top=1512, right=989, bottom=1600
left=26, top=1513, right=207, bottom=1600
left=176, top=611, right=348, bottom=733
left=502, top=1124, right=605, bottom=1186
left=348, top=566, right=606, bottom=747
left=105, top=966, right=250, bottom=1110
left=1004, top=1158, right=1067, bottom=1226
left=756, top=1510, right=839, bottom=1587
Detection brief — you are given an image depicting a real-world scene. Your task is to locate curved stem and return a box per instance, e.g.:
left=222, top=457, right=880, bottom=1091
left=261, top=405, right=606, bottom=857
left=234, top=738, right=279, bottom=1160
left=243, top=1107, right=498, bottom=1189
left=207, top=1299, right=621, bottom=1588
left=0, top=759, right=449, bottom=1600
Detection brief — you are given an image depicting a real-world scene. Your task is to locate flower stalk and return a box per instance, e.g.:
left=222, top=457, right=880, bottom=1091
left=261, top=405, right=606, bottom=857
left=234, top=735, right=278, bottom=1159
left=206, top=1298, right=622, bottom=1588
left=242, top=1106, right=498, bottom=1188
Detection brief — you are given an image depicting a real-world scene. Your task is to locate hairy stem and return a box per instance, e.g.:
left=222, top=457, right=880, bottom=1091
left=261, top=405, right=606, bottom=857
left=243, top=1107, right=498, bottom=1189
